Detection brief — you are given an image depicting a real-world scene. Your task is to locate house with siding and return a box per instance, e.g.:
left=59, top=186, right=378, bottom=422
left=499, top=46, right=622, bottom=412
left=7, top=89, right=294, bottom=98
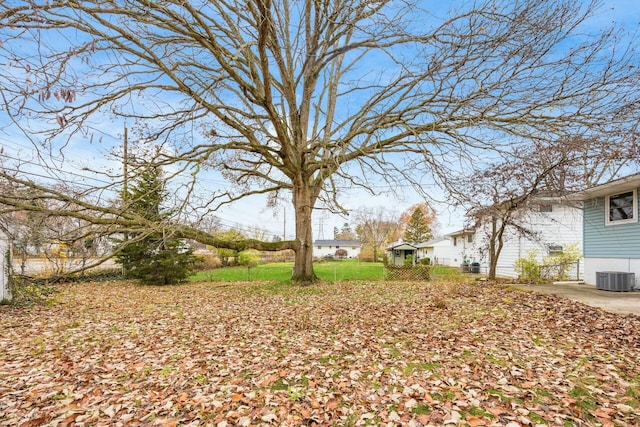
left=470, top=198, right=583, bottom=279
left=415, top=238, right=452, bottom=265
left=570, top=173, right=640, bottom=289
left=313, top=239, right=361, bottom=259
left=445, top=229, right=480, bottom=268
left=390, top=233, right=478, bottom=268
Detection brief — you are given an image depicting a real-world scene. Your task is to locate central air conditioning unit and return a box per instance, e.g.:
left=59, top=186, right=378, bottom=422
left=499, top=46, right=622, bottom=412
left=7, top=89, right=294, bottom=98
left=595, top=271, right=635, bottom=292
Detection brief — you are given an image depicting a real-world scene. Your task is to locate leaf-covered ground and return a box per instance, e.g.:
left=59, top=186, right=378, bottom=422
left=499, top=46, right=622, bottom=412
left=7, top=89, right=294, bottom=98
left=1, top=280, right=639, bottom=426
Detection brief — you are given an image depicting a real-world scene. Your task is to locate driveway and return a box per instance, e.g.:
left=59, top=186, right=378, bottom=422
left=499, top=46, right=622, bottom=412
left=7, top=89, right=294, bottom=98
left=510, top=282, right=640, bottom=316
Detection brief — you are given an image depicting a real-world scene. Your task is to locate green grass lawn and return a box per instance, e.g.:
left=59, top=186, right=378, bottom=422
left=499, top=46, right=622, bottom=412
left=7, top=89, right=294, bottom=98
left=190, top=259, right=464, bottom=283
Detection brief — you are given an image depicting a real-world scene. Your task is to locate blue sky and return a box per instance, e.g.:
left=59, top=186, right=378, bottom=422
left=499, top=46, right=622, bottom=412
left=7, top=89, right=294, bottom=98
left=1, top=0, right=639, bottom=241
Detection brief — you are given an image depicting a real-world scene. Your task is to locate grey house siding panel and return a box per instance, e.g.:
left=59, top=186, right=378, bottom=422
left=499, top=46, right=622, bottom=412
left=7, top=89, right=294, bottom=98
left=583, top=196, right=640, bottom=258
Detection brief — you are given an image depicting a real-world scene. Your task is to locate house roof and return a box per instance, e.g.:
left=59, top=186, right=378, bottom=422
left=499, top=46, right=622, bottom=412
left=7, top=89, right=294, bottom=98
left=415, top=238, right=448, bottom=248
left=314, top=239, right=361, bottom=246
left=446, top=228, right=475, bottom=237
left=386, top=242, right=418, bottom=251
left=569, top=173, right=640, bottom=201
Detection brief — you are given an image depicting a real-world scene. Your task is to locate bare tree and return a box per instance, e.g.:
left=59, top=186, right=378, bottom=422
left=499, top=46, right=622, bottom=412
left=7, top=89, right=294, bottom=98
left=1, top=0, right=639, bottom=283
left=354, top=207, right=399, bottom=261
left=452, top=136, right=635, bottom=280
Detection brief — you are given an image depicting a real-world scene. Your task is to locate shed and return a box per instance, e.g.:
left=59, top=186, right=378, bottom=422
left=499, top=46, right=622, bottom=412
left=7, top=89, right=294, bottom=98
left=386, top=242, right=418, bottom=266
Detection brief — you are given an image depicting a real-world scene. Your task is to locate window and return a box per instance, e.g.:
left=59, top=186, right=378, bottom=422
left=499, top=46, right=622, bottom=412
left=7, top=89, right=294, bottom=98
left=317, top=246, right=321, bottom=249
left=453, top=237, right=457, bottom=246
left=605, top=190, right=637, bottom=225
left=547, top=245, right=563, bottom=256
left=539, top=204, right=553, bottom=213
left=394, top=250, right=400, bottom=257
left=467, top=234, right=473, bottom=243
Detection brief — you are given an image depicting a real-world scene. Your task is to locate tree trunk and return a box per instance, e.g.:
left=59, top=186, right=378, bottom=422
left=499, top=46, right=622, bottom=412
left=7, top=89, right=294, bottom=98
left=488, top=217, right=506, bottom=280
left=291, top=181, right=318, bottom=284
left=488, top=218, right=497, bottom=279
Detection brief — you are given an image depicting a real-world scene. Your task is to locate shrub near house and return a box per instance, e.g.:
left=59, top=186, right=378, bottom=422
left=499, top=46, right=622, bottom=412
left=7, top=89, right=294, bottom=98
left=515, top=243, right=582, bottom=281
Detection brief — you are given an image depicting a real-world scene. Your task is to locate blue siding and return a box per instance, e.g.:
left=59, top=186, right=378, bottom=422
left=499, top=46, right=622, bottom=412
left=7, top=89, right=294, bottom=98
left=583, top=194, right=640, bottom=258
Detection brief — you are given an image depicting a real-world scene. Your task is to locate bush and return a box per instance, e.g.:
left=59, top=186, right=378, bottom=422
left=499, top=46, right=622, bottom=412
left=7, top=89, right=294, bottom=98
left=217, top=248, right=238, bottom=266
left=358, top=254, right=376, bottom=262
left=6, top=276, right=57, bottom=307
left=140, top=241, right=198, bottom=285
left=514, top=250, right=541, bottom=281
left=238, top=250, right=259, bottom=267
left=542, top=243, right=582, bottom=280
left=420, top=257, right=431, bottom=265
left=335, top=248, right=348, bottom=259
left=64, top=269, right=123, bottom=282
left=195, top=254, right=222, bottom=271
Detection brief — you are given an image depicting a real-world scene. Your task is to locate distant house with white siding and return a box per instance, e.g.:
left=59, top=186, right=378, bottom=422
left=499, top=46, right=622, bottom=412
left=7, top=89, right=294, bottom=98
left=415, top=238, right=450, bottom=264
left=412, top=233, right=480, bottom=268
left=570, top=173, right=640, bottom=289
left=313, top=239, right=361, bottom=259
left=445, top=229, right=481, bottom=267
left=471, top=197, right=583, bottom=279
left=387, top=233, right=478, bottom=268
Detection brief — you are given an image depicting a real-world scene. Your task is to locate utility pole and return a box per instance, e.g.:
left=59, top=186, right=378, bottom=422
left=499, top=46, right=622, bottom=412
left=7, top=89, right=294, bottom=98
left=317, top=217, right=325, bottom=240
left=283, top=208, right=286, bottom=241
left=122, top=126, right=128, bottom=277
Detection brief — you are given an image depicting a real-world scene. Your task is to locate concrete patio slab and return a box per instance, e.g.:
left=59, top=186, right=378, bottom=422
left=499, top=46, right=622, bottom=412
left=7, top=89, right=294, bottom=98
left=509, top=282, right=640, bottom=316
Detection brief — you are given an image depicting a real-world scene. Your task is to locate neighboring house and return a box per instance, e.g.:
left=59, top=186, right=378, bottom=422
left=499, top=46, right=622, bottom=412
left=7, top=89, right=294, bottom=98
left=389, top=233, right=479, bottom=268
left=471, top=197, right=583, bottom=279
left=412, top=234, right=479, bottom=267
left=445, top=229, right=480, bottom=267
left=570, top=173, right=640, bottom=289
left=0, top=233, right=10, bottom=302
left=313, top=239, right=361, bottom=259
left=415, top=238, right=451, bottom=264
left=386, top=242, right=418, bottom=266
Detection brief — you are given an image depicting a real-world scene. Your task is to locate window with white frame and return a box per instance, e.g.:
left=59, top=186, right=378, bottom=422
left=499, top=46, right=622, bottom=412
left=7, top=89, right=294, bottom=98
left=605, top=190, right=637, bottom=225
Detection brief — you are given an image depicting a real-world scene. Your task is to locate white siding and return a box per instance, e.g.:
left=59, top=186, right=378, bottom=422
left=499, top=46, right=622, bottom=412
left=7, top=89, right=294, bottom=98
left=314, top=243, right=361, bottom=258
left=416, top=235, right=482, bottom=268
left=474, top=203, right=583, bottom=279
left=444, top=234, right=481, bottom=268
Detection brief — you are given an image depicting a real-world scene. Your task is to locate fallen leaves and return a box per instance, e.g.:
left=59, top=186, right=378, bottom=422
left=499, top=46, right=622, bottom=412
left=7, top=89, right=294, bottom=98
left=0, top=279, right=639, bottom=426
